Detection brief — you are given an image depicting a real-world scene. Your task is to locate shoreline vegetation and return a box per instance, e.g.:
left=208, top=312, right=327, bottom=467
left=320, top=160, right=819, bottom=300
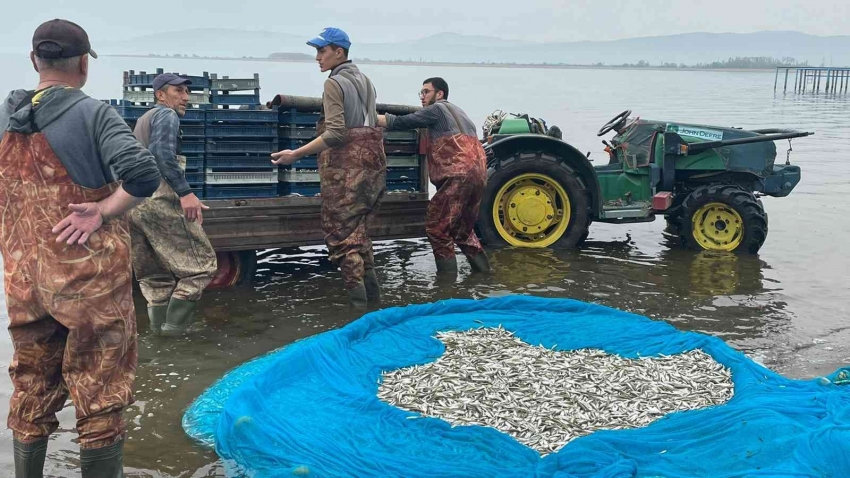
left=105, top=53, right=809, bottom=73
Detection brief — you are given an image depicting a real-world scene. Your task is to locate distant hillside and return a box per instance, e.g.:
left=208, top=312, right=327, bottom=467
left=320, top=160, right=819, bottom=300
left=269, top=52, right=313, bottom=61
left=102, top=28, right=306, bottom=58
left=102, top=30, right=850, bottom=66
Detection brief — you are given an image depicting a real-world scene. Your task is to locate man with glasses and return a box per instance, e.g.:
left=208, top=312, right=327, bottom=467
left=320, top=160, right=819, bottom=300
left=378, top=77, right=490, bottom=275
left=270, top=28, right=386, bottom=309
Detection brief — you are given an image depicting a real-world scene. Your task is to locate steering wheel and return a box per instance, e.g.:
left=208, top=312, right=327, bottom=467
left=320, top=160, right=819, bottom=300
left=597, top=110, right=632, bottom=137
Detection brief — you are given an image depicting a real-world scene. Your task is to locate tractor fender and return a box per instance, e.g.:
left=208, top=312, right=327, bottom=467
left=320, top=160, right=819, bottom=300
left=485, top=135, right=602, bottom=217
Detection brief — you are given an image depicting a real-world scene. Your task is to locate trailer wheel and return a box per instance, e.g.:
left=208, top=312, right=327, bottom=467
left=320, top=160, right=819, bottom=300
left=207, top=250, right=258, bottom=289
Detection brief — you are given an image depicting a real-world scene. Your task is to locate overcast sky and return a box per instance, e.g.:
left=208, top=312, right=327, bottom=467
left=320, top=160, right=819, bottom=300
left=1, top=0, right=848, bottom=49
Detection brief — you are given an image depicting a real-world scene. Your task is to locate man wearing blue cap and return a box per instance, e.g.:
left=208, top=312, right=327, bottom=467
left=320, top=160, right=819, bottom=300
left=272, top=28, right=386, bottom=309
left=129, top=73, right=217, bottom=335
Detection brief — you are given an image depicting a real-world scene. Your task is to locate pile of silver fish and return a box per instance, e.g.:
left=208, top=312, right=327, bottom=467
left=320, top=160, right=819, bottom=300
left=377, top=327, right=734, bottom=455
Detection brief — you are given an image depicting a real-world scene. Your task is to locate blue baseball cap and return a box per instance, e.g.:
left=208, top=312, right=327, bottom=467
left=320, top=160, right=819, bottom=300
left=307, top=27, right=351, bottom=50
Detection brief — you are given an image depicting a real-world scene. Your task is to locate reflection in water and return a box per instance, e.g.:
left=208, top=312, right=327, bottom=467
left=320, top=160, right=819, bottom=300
left=484, top=237, right=791, bottom=347
left=487, top=248, right=572, bottom=290
left=669, top=250, right=764, bottom=298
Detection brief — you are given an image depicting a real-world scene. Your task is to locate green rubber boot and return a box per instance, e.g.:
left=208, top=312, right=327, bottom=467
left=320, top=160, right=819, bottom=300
left=434, top=256, right=458, bottom=274
left=363, top=269, right=381, bottom=303
left=466, top=252, right=491, bottom=273
left=161, top=298, right=199, bottom=337
left=147, top=305, right=168, bottom=335
left=347, top=282, right=368, bottom=310
left=13, top=438, right=47, bottom=478
left=80, top=439, right=123, bottom=478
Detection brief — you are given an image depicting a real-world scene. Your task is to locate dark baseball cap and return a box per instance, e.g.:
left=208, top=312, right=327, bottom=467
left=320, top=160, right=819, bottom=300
left=153, top=73, right=192, bottom=91
left=32, top=19, right=97, bottom=59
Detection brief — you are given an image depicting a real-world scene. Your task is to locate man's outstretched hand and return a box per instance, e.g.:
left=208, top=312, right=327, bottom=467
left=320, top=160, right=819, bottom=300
left=52, top=203, right=103, bottom=245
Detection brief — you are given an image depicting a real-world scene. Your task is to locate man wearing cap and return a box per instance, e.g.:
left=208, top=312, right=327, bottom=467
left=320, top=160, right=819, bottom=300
left=0, top=19, right=161, bottom=477
left=378, top=77, right=490, bottom=275
left=271, top=28, right=386, bottom=309
left=128, top=73, right=217, bottom=336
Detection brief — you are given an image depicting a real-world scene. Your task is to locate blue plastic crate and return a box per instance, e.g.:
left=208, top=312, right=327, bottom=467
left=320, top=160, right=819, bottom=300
left=206, top=124, right=277, bottom=138
left=386, top=155, right=420, bottom=168
left=279, top=139, right=309, bottom=151
left=185, top=157, right=204, bottom=170
left=181, top=141, right=206, bottom=154
left=210, top=92, right=261, bottom=106
left=279, top=109, right=320, bottom=125
left=386, top=167, right=420, bottom=182
left=386, top=180, right=420, bottom=193
left=113, top=104, right=151, bottom=120
left=182, top=108, right=208, bottom=122
left=205, top=140, right=278, bottom=154
left=205, top=155, right=276, bottom=170
left=205, top=185, right=278, bottom=199
left=180, top=125, right=205, bottom=138
left=210, top=74, right=259, bottom=92
left=189, top=186, right=204, bottom=198
left=205, top=108, right=277, bottom=123
left=291, top=156, right=318, bottom=169
left=384, top=130, right=418, bottom=142
left=384, top=142, right=419, bottom=155
left=185, top=172, right=205, bottom=185
left=279, top=125, right=317, bottom=140
left=278, top=182, right=321, bottom=197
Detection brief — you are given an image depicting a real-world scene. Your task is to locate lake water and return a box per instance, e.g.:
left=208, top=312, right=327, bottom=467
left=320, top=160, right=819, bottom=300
left=0, top=54, right=848, bottom=476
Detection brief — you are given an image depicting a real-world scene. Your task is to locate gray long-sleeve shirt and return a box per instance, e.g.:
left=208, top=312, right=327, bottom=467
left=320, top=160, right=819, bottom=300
left=385, top=100, right=478, bottom=141
left=134, top=105, right=192, bottom=197
left=0, top=86, right=161, bottom=197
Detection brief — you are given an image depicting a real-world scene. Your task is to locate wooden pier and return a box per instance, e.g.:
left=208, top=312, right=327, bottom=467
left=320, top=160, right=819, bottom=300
left=775, top=67, right=850, bottom=94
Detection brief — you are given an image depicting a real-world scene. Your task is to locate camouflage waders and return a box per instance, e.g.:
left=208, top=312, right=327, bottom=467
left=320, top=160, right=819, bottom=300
left=0, top=132, right=136, bottom=449
left=128, top=155, right=217, bottom=308
left=319, top=127, right=386, bottom=289
left=426, top=134, right=487, bottom=260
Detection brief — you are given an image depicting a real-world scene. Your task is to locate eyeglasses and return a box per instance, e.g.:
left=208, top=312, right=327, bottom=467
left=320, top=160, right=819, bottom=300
left=418, top=89, right=434, bottom=99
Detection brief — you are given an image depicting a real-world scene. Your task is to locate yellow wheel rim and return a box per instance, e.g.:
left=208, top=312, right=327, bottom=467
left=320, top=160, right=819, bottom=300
left=691, top=202, right=744, bottom=251
left=492, top=173, right=571, bottom=248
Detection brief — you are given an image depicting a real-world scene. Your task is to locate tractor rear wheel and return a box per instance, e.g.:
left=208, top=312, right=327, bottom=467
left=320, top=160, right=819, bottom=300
left=478, top=151, right=590, bottom=249
left=679, top=185, right=768, bottom=253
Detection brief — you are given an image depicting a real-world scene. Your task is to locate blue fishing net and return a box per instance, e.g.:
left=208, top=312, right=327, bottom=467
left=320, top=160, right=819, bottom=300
left=182, top=296, right=850, bottom=477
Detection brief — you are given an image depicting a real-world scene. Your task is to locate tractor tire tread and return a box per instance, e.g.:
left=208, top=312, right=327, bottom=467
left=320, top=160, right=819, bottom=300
left=679, top=184, right=767, bottom=254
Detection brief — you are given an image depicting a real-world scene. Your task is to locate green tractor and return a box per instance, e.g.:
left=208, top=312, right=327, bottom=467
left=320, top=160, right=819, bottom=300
left=476, top=110, right=812, bottom=253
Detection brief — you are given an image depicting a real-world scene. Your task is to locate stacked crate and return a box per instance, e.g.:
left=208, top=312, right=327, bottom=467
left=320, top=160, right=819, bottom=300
left=120, top=69, right=211, bottom=197
left=277, top=108, right=322, bottom=197
left=122, top=69, right=210, bottom=106
left=383, top=129, right=422, bottom=193
left=210, top=73, right=261, bottom=109
left=108, top=99, right=149, bottom=129
left=109, top=98, right=207, bottom=197
left=110, top=69, right=427, bottom=200
left=204, top=107, right=279, bottom=199
left=180, top=108, right=207, bottom=197
left=276, top=111, right=424, bottom=197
